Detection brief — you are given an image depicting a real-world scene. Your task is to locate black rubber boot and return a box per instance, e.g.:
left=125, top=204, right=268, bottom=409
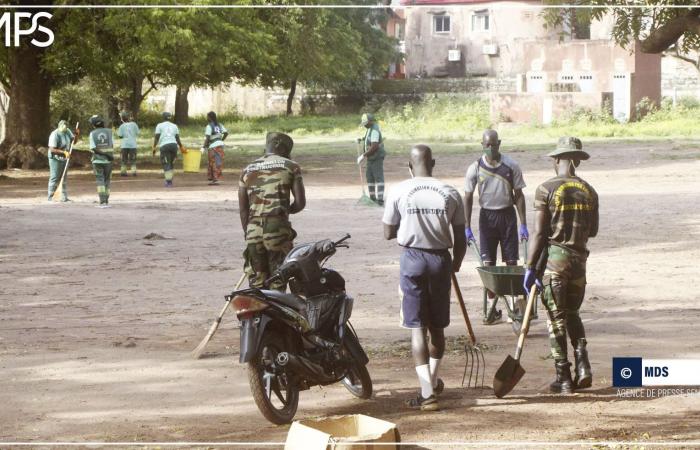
left=573, top=338, right=592, bottom=389
left=549, top=360, right=574, bottom=394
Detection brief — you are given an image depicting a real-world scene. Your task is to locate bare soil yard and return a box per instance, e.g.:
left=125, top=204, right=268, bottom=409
left=1, top=141, right=699, bottom=449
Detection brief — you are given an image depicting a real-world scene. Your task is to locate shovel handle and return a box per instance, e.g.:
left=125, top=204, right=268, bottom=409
left=468, top=239, right=483, bottom=265
left=451, top=272, right=476, bottom=345
left=514, top=286, right=538, bottom=361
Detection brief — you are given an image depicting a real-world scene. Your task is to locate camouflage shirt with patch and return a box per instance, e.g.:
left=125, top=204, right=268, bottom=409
left=534, top=175, right=599, bottom=253
left=240, top=154, right=302, bottom=218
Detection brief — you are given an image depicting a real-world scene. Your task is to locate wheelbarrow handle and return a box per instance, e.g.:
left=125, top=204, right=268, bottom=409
left=514, top=286, right=538, bottom=361
left=451, top=272, right=477, bottom=345
left=468, top=239, right=483, bottom=265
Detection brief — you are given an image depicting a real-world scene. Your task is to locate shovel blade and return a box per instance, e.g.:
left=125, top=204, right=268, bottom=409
left=493, top=354, right=525, bottom=398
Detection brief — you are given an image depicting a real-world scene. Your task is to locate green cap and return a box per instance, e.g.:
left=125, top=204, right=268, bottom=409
left=360, top=113, right=374, bottom=126
left=547, top=137, right=590, bottom=160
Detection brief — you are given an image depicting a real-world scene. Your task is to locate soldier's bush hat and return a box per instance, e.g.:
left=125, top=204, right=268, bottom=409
left=266, top=132, right=293, bottom=152
left=547, top=136, right=590, bottom=160
left=360, top=113, right=374, bottom=126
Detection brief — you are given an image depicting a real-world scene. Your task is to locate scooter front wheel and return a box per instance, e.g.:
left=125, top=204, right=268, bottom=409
left=248, top=329, right=299, bottom=425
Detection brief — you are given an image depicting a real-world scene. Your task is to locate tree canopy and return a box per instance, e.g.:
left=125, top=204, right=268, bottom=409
left=543, top=1, right=700, bottom=54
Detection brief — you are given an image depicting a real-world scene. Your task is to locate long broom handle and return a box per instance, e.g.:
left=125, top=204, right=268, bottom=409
left=514, top=286, right=538, bottom=361
left=355, top=141, right=367, bottom=193
left=451, top=272, right=476, bottom=345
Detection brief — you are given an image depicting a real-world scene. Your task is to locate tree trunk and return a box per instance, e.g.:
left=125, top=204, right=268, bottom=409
left=0, top=41, right=52, bottom=170
left=105, top=91, right=121, bottom=128
left=174, top=84, right=190, bottom=126
left=129, top=76, right=144, bottom=119
left=286, top=79, right=297, bottom=116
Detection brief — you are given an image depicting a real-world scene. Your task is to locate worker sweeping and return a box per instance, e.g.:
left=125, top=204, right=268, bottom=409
left=238, top=132, right=305, bottom=290
left=464, top=129, right=528, bottom=324
left=88, top=115, right=115, bottom=208
left=152, top=112, right=185, bottom=187
left=117, top=111, right=140, bottom=177
left=47, top=120, right=78, bottom=202
left=382, top=144, right=467, bottom=411
left=356, top=113, right=386, bottom=205
left=523, top=137, right=599, bottom=394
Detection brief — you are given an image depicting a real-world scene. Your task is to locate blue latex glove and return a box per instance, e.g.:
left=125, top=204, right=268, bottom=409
left=523, top=268, right=542, bottom=295
left=519, top=224, right=529, bottom=241
left=465, top=227, right=476, bottom=242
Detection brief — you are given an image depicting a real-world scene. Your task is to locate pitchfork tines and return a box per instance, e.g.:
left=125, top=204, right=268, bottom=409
left=451, top=272, right=488, bottom=389
left=462, top=341, right=486, bottom=388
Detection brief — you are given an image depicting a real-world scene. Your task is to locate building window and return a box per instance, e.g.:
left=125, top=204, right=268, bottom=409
left=472, top=10, right=490, bottom=32
left=434, top=15, right=450, bottom=34
left=395, top=22, right=405, bottom=40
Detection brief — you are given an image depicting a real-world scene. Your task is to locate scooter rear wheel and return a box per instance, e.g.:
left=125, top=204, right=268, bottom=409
left=341, top=361, right=372, bottom=399
left=248, top=329, right=299, bottom=424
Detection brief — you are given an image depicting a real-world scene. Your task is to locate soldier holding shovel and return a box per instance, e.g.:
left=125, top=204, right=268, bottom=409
left=524, top=137, right=599, bottom=394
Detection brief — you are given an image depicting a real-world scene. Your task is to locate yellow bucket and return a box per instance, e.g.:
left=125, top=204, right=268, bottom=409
left=182, top=148, right=202, bottom=173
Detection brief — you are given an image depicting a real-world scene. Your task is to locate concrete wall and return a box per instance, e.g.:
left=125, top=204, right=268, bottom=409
left=145, top=82, right=305, bottom=118
left=491, top=92, right=602, bottom=124
left=661, top=53, right=700, bottom=100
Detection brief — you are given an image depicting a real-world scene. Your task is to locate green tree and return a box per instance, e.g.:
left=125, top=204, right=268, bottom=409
left=258, top=3, right=397, bottom=115
left=0, top=1, right=92, bottom=169
left=542, top=1, right=700, bottom=54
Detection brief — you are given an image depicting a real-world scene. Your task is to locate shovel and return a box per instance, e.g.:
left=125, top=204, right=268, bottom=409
left=493, top=284, right=539, bottom=398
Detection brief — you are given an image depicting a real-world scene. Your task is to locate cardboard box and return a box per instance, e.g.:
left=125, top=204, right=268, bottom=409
left=284, top=414, right=400, bottom=450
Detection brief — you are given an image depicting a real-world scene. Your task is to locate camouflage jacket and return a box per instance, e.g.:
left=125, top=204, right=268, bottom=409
left=239, top=154, right=302, bottom=218
left=534, top=175, right=599, bottom=254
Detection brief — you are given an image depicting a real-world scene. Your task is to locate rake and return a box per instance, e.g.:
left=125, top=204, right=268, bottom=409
left=451, top=272, right=486, bottom=389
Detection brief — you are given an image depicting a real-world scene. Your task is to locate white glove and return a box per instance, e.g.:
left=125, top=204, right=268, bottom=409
left=200, top=147, right=206, bottom=154
left=356, top=154, right=365, bottom=165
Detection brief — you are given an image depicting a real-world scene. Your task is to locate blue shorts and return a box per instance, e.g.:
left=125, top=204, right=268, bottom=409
left=399, top=247, right=452, bottom=329
left=479, top=206, right=519, bottom=263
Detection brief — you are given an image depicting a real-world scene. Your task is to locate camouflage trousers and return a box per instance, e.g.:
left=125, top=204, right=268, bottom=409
left=243, top=216, right=296, bottom=290
left=93, top=162, right=112, bottom=204
left=541, top=245, right=587, bottom=361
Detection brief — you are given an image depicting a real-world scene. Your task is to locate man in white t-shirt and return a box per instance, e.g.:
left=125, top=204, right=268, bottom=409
left=383, top=144, right=467, bottom=412
left=464, top=129, right=528, bottom=323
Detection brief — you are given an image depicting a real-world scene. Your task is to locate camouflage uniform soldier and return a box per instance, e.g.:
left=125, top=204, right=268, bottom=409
left=238, top=132, right=306, bottom=290
left=524, top=137, right=599, bottom=394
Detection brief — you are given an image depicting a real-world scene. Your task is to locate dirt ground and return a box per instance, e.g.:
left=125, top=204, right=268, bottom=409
left=1, top=141, right=699, bottom=449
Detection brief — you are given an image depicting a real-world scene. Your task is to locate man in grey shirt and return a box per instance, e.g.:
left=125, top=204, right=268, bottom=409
left=383, top=144, right=467, bottom=412
left=464, top=129, right=528, bottom=323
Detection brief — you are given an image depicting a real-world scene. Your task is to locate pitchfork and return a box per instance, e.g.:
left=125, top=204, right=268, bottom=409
left=451, top=272, right=486, bottom=389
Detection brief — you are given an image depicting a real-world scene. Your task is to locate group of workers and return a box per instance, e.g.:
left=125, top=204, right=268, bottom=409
left=46, top=111, right=229, bottom=205
left=48, top=108, right=599, bottom=412
left=236, top=113, right=599, bottom=412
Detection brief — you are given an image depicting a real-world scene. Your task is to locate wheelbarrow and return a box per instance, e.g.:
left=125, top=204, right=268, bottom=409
left=469, top=240, right=538, bottom=335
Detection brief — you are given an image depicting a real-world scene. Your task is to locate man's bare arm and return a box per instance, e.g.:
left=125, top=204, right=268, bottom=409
left=364, top=142, right=380, bottom=158
left=526, top=209, right=549, bottom=267
left=290, top=178, right=306, bottom=214
left=238, top=185, right=250, bottom=231
left=464, top=191, right=474, bottom=229
left=452, top=223, right=467, bottom=272
left=384, top=223, right=397, bottom=240
left=514, top=188, right=527, bottom=227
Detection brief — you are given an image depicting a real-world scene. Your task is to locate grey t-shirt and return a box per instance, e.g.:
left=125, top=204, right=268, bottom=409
left=382, top=177, right=466, bottom=249
left=465, top=154, right=526, bottom=210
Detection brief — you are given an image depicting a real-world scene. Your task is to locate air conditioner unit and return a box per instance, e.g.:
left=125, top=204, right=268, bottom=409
left=482, top=44, right=498, bottom=55
left=448, top=49, right=461, bottom=61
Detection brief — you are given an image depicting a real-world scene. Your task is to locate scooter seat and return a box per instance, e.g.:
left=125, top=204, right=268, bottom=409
left=261, top=290, right=306, bottom=312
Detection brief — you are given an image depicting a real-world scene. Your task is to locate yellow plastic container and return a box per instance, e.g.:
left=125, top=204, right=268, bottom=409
left=182, top=148, right=202, bottom=173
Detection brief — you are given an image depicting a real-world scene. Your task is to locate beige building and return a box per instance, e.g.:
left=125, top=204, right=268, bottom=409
left=398, top=0, right=662, bottom=122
